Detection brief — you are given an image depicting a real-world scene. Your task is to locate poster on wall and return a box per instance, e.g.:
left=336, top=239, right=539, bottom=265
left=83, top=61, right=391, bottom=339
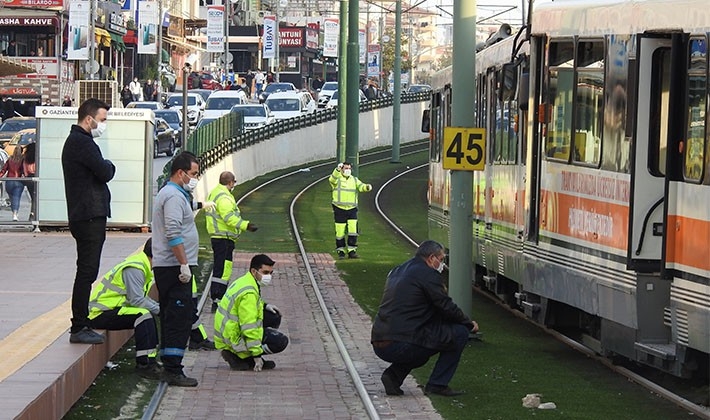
left=359, top=29, right=366, bottom=64
left=322, top=17, right=338, bottom=58
left=67, top=0, right=90, bottom=61
left=367, top=44, right=380, bottom=78
left=137, top=0, right=158, bottom=55
left=262, top=15, right=276, bottom=59
left=206, top=5, right=224, bottom=53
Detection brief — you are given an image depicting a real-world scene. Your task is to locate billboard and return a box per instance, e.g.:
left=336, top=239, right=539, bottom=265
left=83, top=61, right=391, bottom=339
left=137, top=0, right=158, bottom=55
left=206, top=5, right=225, bottom=53
left=367, top=44, right=380, bottom=77
left=322, top=17, right=338, bottom=58
left=67, top=0, right=90, bottom=61
left=262, top=15, right=276, bottom=59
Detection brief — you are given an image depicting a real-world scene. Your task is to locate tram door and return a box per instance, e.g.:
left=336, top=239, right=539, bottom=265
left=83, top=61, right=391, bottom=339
left=628, top=35, right=672, bottom=271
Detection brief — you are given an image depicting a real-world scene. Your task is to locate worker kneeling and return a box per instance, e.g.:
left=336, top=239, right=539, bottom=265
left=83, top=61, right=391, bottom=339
left=214, top=254, right=289, bottom=371
left=88, top=239, right=161, bottom=380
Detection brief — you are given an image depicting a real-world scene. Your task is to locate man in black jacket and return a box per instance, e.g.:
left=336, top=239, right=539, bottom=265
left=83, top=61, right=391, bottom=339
left=371, top=240, right=478, bottom=397
left=62, top=98, right=115, bottom=344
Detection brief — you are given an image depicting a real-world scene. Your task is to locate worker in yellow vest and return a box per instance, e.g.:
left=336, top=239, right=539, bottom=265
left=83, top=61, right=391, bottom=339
left=329, top=162, right=372, bottom=259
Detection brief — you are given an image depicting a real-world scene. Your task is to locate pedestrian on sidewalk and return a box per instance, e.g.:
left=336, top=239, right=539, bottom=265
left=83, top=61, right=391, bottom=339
left=62, top=98, right=115, bottom=345
left=151, top=152, right=201, bottom=387
left=205, top=171, right=258, bottom=312
left=88, top=239, right=162, bottom=380
left=329, top=162, right=372, bottom=259
left=371, top=240, right=479, bottom=397
left=0, top=146, right=25, bottom=221
left=215, top=254, right=289, bottom=372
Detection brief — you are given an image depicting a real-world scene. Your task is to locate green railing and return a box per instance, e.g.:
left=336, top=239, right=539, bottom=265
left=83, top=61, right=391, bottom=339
left=185, top=112, right=244, bottom=157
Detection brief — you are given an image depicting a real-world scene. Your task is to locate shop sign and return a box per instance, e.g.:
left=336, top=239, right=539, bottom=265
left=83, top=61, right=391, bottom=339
left=0, top=17, right=58, bottom=26
left=0, top=87, right=39, bottom=96
left=15, top=58, right=59, bottom=79
left=279, top=28, right=302, bottom=47
left=2, top=0, right=63, bottom=7
left=305, top=28, right=318, bottom=50
left=109, top=11, right=127, bottom=35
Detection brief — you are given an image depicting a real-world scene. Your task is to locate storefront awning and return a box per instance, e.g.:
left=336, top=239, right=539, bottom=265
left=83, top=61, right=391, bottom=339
left=95, top=27, right=111, bottom=47
left=110, top=32, right=125, bottom=53
left=0, top=56, right=35, bottom=77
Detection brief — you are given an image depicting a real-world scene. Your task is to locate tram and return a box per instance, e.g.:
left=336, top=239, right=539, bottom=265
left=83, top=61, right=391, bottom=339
left=426, top=0, right=709, bottom=378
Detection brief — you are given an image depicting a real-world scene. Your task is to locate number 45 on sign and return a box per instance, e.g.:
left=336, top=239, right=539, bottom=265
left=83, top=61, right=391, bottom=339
left=443, top=127, right=486, bottom=171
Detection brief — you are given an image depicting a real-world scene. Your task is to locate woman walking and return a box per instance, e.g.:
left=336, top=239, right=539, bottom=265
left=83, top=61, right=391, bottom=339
left=0, top=146, right=25, bottom=221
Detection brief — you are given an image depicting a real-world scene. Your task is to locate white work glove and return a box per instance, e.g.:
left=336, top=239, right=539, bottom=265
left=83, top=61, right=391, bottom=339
left=178, top=264, right=192, bottom=283
left=364, top=184, right=373, bottom=192
left=265, top=303, right=280, bottom=315
left=253, top=356, right=264, bottom=372
left=203, top=201, right=216, bottom=212
left=336, top=162, right=344, bottom=171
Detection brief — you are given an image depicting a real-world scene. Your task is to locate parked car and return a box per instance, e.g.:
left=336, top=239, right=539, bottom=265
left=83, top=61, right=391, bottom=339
left=153, top=117, right=176, bottom=158
left=188, top=89, right=214, bottom=102
left=258, top=82, right=297, bottom=103
left=126, top=101, right=164, bottom=110
left=325, top=89, right=367, bottom=109
left=265, top=91, right=317, bottom=120
left=407, top=84, right=432, bottom=93
left=0, top=117, right=36, bottom=149
left=230, top=103, right=275, bottom=130
left=203, top=90, right=249, bottom=120
left=154, top=109, right=183, bottom=146
left=3, top=128, right=36, bottom=157
left=187, top=72, right=223, bottom=90
left=316, top=81, right=339, bottom=108
left=165, top=93, right=205, bottom=126
left=195, top=117, right=218, bottom=129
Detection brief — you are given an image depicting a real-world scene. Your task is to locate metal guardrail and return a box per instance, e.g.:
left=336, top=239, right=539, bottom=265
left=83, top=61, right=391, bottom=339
left=157, top=91, right=431, bottom=186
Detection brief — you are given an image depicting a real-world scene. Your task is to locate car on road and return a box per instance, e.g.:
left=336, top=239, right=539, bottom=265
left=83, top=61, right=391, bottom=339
left=407, top=84, right=432, bottom=93
left=258, top=82, right=297, bottom=103
left=187, top=72, right=223, bottom=90
left=265, top=91, right=317, bottom=120
left=325, top=89, right=367, bottom=109
left=126, top=101, right=164, bottom=110
left=316, top=81, right=339, bottom=108
left=230, top=103, right=275, bottom=130
left=153, top=117, right=177, bottom=158
left=154, top=109, right=183, bottom=146
left=3, top=128, right=36, bottom=157
left=188, top=89, right=214, bottom=102
left=195, top=117, right=218, bottom=130
left=165, top=93, right=205, bottom=126
left=203, top=90, right=249, bottom=120
left=0, top=117, right=36, bottom=149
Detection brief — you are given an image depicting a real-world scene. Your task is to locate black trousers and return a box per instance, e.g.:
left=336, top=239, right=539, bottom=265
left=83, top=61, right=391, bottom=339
left=210, top=237, right=234, bottom=301
left=89, top=308, right=158, bottom=365
left=69, top=217, right=107, bottom=333
left=154, top=265, right=194, bottom=373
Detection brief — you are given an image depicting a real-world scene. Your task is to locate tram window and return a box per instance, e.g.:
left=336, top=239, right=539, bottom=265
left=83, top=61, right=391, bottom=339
left=573, top=41, right=604, bottom=166
left=545, top=41, right=575, bottom=160
left=649, top=49, right=671, bottom=177
left=684, top=38, right=707, bottom=182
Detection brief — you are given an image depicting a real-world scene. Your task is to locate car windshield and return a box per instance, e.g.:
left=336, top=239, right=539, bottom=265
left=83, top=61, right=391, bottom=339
left=9, top=131, right=36, bottom=145
left=330, top=91, right=339, bottom=100
left=266, top=98, right=300, bottom=111
left=205, top=97, right=243, bottom=110
left=322, top=82, right=338, bottom=91
left=264, top=83, right=294, bottom=93
left=197, top=118, right=217, bottom=128
left=155, top=112, right=180, bottom=123
left=233, top=106, right=266, bottom=117
left=0, top=119, right=35, bottom=132
left=131, top=103, right=158, bottom=109
left=409, top=85, right=431, bottom=93
left=167, top=96, right=197, bottom=106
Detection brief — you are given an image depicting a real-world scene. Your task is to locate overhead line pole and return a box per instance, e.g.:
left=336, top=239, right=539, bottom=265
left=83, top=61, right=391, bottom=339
left=390, top=0, right=401, bottom=163
left=449, top=0, right=476, bottom=315
left=345, top=0, right=359, bottom=173
left=336, top=0, right=347, bottom=163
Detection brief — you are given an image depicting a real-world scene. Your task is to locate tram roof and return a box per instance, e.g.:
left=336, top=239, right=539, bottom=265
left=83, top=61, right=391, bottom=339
left=532, top=0, right=710, bottom=37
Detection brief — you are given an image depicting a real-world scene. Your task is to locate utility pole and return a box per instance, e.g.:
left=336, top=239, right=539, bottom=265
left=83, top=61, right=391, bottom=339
left=223, top=0, right=229, bottom=83
left=390, top=0, right=401, bottom=163
left=88, top=0, right=95, bottom=80
left=336, top=0, right=347, bottom=163
left=449, top=0, right=476, bottom=315
left=345, top=0, right=359, bottom=173
left=274, top=0, right=280, bottom=82
left=157, top=0, right=162, bottom=101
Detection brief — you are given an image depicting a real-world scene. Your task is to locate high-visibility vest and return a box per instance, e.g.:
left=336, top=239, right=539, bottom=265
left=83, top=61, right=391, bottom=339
left=329, top=169, right=369, bottom=210
left=88, top=252, right=153, bottom=319
left=213, top=271, right=264, bottom=358
left=205, top=184, right=249, bottom=240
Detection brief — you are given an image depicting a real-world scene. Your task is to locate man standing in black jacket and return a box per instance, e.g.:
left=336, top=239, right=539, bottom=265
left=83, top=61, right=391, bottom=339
left=62, top=98, right=115, bottom=344
left=371, top=240, right=478, bottom=397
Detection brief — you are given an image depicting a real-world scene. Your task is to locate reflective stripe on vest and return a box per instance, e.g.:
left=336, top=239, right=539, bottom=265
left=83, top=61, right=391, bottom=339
left=214, top=283, right=261, bottom=354
left=332, top=177, right=358, bottom=208
left=89, top=254, right=151, bottom=313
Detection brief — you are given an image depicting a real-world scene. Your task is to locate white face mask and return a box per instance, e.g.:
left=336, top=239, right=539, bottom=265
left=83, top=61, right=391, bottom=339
left=436, top=261, right=445, bottom=273
left=259, top=274, right=272, bottom=286
left=182, top=174, right=199, bottom=192
left=91, top=118, right=107, bottom=138
left=342, top=169, right=352, bottom=177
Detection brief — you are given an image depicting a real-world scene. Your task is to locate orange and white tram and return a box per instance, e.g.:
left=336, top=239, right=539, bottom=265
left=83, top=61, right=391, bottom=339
left=427, top=0, right=709, bottom=378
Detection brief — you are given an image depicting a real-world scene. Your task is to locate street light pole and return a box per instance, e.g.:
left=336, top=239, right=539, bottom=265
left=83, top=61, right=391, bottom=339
left=274, top=0, right=280, bottom=82
left=223, top=0, right=229, bottom=83
left=181, top=63, right=190, bottom=150
left=88, top=0, right=95, bottom=80
left=157, top=0, right=163, bottom=101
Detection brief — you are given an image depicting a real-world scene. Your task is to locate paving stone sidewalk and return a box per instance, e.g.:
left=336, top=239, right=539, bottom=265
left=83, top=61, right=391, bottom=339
left=154, top=253, right=442, bottom=419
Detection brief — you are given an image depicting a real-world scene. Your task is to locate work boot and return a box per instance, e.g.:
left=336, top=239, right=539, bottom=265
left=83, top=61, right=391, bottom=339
left=189, top=338, right=216, bottom=351
left=69, top=327, right=105, bottom=344
left=348, top=250, right=359, bottom=259
left=337, top=251, right=346, bottom=259
left=221, top=350, right=250, bottom=371
left=136, top=363, right=163, bottom=380
left=161, top=370, right=198, bottom=387
left=381, top=369, right=404, bottom=396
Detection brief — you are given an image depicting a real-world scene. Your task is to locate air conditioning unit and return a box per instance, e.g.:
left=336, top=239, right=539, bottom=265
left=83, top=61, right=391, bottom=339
left=75, top=80, right=119, bottom=108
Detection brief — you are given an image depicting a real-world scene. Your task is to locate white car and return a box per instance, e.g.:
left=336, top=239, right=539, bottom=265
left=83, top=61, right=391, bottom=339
left=125, top=101, right=164, bottom=110
left=325, top=89, right=367, bottom=109
left=202, top=90, right=249, bottom=120
left=316, top=81, right=339, bottom=108
left=165, top=93, right=205, bottom=125
left=265, top=91, right=317, bottom=120
left=230, top=104, right=275, bottom=130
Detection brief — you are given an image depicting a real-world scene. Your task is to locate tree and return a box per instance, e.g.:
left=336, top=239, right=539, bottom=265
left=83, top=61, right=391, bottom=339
left=381, top=26, right=411, bottom=90
left=433, top=48, right=453, bottom=71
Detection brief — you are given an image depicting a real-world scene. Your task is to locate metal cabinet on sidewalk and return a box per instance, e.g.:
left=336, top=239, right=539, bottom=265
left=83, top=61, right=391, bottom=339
left=36, top=106, right=154, bottom=228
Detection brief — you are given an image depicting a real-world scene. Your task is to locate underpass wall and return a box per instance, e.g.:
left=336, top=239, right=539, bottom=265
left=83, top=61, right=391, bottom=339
left=191, top=101, right=427, bottom=201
